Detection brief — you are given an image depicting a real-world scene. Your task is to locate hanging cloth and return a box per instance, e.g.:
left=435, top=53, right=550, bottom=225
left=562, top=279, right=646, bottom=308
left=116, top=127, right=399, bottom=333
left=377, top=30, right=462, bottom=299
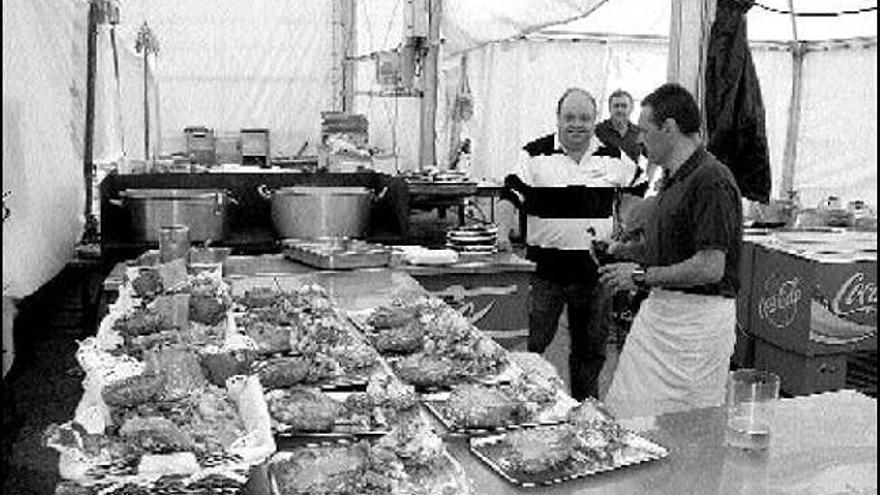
left=447, top=54, right=474, bottom=168
left=705, top=0, right=771, bottom=203
left=93, top=23, right=125, bottom=166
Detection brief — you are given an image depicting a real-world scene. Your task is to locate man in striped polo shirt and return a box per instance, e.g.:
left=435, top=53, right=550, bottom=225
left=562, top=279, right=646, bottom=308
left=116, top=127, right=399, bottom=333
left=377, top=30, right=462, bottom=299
left=501, top=87, right=643, bottom=400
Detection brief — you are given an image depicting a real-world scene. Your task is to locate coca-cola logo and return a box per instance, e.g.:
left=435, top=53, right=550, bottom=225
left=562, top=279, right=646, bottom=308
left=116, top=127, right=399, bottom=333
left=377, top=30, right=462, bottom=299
left=758, top=277, right=802, bottom=329
left=831, top=272, right=877, bottom=319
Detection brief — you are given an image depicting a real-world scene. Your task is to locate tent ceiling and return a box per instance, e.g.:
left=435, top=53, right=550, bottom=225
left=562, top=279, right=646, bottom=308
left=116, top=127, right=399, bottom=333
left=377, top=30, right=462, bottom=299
left=540, top=0, right=878, bottom=42
left=442, top=0, right=877, bottom=54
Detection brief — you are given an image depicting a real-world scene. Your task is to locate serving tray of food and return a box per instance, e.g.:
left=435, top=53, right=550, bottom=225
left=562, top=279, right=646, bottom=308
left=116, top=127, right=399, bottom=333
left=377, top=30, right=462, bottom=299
left=281, top=237, right=391, bottom=270
left=266, top=375, right=419, bottom=439
left=266, top=415, right=474, bottom=495
left=468, top=401, right=668, bottom=488
left=420, top=377, right=577, bottom=436
left=469, top=424, right=668, bottom=488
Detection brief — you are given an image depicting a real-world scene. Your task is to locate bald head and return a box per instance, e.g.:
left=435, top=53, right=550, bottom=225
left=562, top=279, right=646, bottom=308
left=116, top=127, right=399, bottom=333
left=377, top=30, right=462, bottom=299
left=557, top=88, right=597, bottom=117
left=556, top=88, right=597, bottom=152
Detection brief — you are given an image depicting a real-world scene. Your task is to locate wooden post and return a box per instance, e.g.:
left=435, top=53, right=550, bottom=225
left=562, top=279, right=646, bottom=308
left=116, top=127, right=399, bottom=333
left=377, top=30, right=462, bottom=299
left=341, top=0, right=356, bottom=113
left=419, top=0, right=441, bottom=169
left=331, top=0, right=356, bottom=112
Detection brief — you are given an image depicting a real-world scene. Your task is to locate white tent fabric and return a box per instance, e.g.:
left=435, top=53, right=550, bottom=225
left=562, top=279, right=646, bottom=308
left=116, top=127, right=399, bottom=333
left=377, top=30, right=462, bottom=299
left=116, top=0, right=336, bottom=157
left=549, top=0, right=878, bottom=41
left=439, top=0, right=877, bottom=209
left=442, top=0, right=606, bottom=54
left=2, top=0, right=88, bottom=298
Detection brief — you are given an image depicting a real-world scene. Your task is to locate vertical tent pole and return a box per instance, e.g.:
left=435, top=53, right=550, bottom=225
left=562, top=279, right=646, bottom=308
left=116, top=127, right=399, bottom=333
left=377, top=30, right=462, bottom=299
left=82, top=0, right=99, bottom=242
left=342, top=0, right=357, bottom=113
left=781, top=0, right=803, bottom=196
left=143, top=49, right=149, bottom=160
left=419, top=0, right=441, bottom=169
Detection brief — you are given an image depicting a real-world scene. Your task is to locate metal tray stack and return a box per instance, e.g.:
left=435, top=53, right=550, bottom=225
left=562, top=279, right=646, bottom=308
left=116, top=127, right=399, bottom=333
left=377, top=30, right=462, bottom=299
left=282, top=237, right=391, bottom=269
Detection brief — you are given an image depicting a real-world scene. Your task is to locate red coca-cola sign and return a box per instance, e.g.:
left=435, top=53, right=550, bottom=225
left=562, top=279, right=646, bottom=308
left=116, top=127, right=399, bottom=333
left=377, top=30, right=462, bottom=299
left=757, top=276, right=803, bottom=329
left=829, top=272, right=878, bottom=323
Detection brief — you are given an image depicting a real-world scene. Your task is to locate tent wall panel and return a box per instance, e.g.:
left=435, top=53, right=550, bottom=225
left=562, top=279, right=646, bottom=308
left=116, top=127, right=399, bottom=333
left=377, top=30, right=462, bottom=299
left=117, top=0, right=334, bottom=158
left=793, top=45, right=877, bottom=208
left=2, top=0, right=88, bottom=298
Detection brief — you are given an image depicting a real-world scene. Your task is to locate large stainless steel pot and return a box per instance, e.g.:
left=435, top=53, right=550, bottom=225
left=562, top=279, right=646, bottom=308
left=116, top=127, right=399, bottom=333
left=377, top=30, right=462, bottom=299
left=257, top=185, right=373, bottom=239
left=115, top=189, right=231, bottom=243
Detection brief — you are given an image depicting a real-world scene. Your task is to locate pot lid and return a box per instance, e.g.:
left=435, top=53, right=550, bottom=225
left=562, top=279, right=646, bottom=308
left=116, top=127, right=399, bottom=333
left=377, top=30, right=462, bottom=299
left=120, top=188, right=225, bottom=200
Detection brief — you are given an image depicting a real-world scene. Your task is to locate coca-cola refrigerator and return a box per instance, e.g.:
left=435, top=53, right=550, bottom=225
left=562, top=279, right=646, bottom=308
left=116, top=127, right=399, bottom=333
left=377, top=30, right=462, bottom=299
left=748, top=235, right=877, bottom=395
left=750, top=244, right=876, bottom=356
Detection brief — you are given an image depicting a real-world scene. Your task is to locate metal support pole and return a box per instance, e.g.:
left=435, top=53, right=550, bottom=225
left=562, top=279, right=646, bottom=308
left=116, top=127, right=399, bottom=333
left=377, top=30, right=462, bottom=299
left=82, top=1, right=99, bottom=242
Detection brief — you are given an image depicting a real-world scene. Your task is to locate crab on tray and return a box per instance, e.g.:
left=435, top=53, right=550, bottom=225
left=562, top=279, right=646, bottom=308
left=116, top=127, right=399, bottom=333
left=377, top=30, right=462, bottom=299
left=469, top=402, right=669, bottom=488
left=266, top=413, right=472, bottom=495
left=45, top=374, right=275, bottom=492
left=266, top=374, right=420, bottom=438
left=421, top=370, right=578, bottom=435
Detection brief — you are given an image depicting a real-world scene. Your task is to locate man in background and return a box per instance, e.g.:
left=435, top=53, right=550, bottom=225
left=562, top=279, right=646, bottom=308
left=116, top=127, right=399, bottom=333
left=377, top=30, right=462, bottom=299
left=595, top=89, right=644, bottom=163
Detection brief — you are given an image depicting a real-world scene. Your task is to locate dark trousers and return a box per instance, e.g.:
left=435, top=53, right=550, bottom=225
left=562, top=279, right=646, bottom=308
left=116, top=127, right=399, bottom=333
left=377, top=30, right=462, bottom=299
left=528, top=274, right=608, bottom=401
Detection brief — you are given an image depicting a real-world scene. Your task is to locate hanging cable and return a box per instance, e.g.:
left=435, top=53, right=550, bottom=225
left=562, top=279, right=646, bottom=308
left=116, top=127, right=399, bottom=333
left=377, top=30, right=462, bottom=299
left=753, top=1, right=877, bottom=17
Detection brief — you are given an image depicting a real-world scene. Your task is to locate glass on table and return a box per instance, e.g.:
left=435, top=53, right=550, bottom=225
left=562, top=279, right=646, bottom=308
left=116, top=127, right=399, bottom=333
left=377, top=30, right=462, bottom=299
left=725, top=369, right=780, bottom=451
left=158, top=224, right=190, bottom=263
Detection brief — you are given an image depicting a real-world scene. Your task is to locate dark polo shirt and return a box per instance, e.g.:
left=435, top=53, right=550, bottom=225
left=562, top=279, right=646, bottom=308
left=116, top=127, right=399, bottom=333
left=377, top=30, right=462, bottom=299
left=645, top=146, right=743, bottom=297
left=595, top=119, right=644, bottom=163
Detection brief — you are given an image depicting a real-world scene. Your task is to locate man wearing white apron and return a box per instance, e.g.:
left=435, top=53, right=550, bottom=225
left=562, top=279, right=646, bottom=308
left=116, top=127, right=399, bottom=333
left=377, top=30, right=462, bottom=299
left=598, top=83, right=743, bottom=419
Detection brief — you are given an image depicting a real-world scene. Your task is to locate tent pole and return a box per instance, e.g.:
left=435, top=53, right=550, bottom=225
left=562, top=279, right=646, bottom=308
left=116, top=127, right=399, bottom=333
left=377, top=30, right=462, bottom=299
left=143, top=51, right=150, bottom=161
left=82, top=0, right=99, bottom=243
left=419, top=0, right=441, bottom=169
left=342, top=0, right=356, bottom=113
left=781, top=0, right=801, bottom=196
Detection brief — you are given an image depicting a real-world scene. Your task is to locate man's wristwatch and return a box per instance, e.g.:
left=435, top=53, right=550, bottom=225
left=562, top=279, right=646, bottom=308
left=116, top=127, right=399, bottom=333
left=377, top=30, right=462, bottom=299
left=631, top=266, right=648, bottom=289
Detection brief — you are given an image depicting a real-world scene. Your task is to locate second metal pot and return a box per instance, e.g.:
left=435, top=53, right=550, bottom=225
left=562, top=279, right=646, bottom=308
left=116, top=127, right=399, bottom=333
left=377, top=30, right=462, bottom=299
left=257, top=185, right=372, bottom=239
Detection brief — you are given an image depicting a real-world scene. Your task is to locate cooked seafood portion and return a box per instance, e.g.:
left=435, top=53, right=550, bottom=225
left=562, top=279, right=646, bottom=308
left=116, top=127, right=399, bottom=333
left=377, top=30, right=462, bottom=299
left=267, top=387, right=341, bottom=432
left=444, top=384, right=526, bottom=429
left=253, top=355, right=311, bottom=389
left=366, top=305, right=419, bottom=329
left=494, top=419, right=632, bottom=474
left=268, top=443, right=370, bottom=494
left=102, top=372, right=166, bottom=407
left=393, top=353, right=456, bottom=388
left=113, top=306, right=174, bottom=337
left=143, top=346, right=207, bottom=401
left=369, top=322, right=425, bottom=354
left=130, top=268, right=163, bottom=298
left=498, top=425, right=580, bottom=473
left=199, top=348, right=256, bottom=387
left=242, top=321, right=292, bottom=355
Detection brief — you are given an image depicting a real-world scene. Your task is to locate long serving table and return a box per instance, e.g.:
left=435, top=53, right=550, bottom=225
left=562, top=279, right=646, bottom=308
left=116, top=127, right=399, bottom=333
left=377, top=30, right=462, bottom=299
left=100, top=255, right=877, bottom=495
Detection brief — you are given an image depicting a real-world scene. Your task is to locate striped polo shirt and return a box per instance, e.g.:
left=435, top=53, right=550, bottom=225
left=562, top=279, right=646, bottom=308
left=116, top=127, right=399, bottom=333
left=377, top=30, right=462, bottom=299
left=514, top=133, right=641, bottom=281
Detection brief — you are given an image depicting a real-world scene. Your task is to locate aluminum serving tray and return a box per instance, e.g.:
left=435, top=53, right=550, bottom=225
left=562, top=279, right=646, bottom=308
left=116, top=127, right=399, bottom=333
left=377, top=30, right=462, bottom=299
left=282, top=238, right=390, bottom=270
left=469, top=427, right=669, bottom=488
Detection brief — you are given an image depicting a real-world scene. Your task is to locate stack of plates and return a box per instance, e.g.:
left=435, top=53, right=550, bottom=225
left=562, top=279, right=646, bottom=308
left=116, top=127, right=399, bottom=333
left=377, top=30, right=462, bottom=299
left=446, top=224, right=498, bottom=253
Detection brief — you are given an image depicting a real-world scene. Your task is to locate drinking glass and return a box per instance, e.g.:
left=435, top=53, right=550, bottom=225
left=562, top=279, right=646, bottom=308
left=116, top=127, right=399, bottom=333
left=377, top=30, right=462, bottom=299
left=158, top=225, right=190, bottom=263
left=725, top=369, right=780, bottom=450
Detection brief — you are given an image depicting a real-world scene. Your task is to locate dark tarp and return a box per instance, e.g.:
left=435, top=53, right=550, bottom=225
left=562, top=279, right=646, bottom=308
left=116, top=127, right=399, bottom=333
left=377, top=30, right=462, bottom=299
left=705, top=0, right=772, bottom=203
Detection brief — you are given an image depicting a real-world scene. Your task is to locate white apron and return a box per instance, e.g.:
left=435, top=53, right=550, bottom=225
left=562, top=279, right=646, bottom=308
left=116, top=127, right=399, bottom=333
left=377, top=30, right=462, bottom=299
left=604, top=288, right=736, bottom=419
